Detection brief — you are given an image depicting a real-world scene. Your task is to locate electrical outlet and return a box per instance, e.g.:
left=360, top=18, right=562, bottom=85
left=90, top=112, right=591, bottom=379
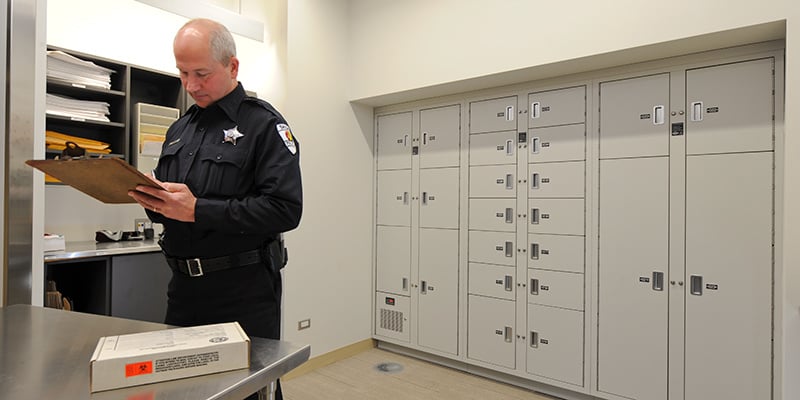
left=134, top=218, right=149, bottom=232
left=297, top=319, right=311, bottom=330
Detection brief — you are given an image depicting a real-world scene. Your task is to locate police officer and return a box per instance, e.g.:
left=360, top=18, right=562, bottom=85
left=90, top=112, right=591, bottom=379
left=129, top=18, right=301, bottom=400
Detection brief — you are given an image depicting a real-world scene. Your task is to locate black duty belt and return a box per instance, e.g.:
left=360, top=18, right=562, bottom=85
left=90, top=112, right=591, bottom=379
left=165, top=249, right=263, bottom=277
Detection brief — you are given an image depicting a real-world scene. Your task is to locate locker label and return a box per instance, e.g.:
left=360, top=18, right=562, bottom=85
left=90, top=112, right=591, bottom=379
left=495, top=329, right=503, bottom=335
left=396, top=139, right=404, bottom=144
left=428, top=286, right=434, bottom=291
left=497, top=112, right=505, bottom=118
left=495, top=246, right=504, bottom=251
left=496, top=145, right=505, bottom=151
left=541, top=106, right=550, bottom=112
left=396, top=195, right=403, bottom=200
left=640, top=113, right=651, bottom=120
left=542, top=142, right=550, bottom=148
left=518, top=132, right=527, bottom=143
left=540, top=285, right=549, bottom=291
left=496, top=179, right=504, bottom=184
left=706, top=283, right=719, bottom=290
left=639, top=277, right=650, bottom=283
left=541, top=249, right=549, bottom=255
left=540, top=339, right=549, bottom=345
left=496, top=212, right=504, bottom=217
left=542, top=214, right=550, bottom=219
left=385, top=297, right=395, bottom=306
left=671, top=122, right=684, bottom=136
left=541, top=178, right=550, bottom=183
left=496, top=279, right=504, bottom=285
left=429, top=135, right=436, bottom=141
left=706, top=107, right=719, bottom=113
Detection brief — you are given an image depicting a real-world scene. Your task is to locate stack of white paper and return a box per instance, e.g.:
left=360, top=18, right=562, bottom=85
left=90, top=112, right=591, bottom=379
left=47, top=51, right=115, bottom=90
left=46, top=93, right=110, bottom=122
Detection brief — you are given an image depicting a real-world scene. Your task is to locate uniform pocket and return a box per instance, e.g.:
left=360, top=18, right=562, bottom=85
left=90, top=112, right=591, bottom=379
left=197, top=147, right=249, bottom=196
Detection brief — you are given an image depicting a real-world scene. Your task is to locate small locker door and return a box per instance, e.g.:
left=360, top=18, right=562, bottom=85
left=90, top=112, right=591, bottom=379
left=469, top=96, right=517, bottom=134
left=468, top=262, right=515, bottom=301
left=527, top=269, right=584, bottom=311
left=469, top=131, right=517, bottom=166
left=468, top=230, right=515, bottom=266
left=528, top=86, right=585, bottom=128
left=528, top=161, right=585, bottom=198
left=419, top=167, right=459, bottom=229
left=527, top=305, right=584, bottom=386
left=684, top=152, right=772, bottom=400
left=469, top=199, right=516, bottom=232
left=529, top=124, right=586, bottom=163
left=528, top=199, right=585, bottom=235
left=528, top=234, right=585, bottom=273
left=597, top=157, right=668, bottom=400
left=469, top=165, right=516, bottom=198
left=375, top=292, right=411, bottom=342
left=420, top=104, right=461, bottom=168
left=686, top=58, right=774, bottom=155
left=376, top=169, right=412, bottom=226
left=599, top=74, right=669, bottom=159
left=418, top=228, right=459, bottom=355
left=377, top=112, right=413, bottom=170
left=468, top=294, right=515, bottom=369
left=376, top=226, right=411, bottom=296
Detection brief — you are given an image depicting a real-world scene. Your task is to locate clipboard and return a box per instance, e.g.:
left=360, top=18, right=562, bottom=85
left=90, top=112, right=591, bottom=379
left=26, top=157, right=165, bottom=204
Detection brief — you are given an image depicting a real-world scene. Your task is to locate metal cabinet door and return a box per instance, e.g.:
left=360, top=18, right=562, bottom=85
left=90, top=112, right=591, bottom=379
left=528, top=199, right=584, bottom=235
left=527, top=269, right=584, bottom=311
left=686, top=58, right=774, bottom=155
left=468, top=262, right=515, bottom=300
left=376, top=169, right=411, bottom=226
left=376, top=226, right=411, bottom=296
left=684, top=152, right=772, bottom=400
left=468, top=230, right=515, bottom=266
left=526, top=305, right=584, bottom=386
left=469, top=130, right=517, bottom=166
left=597, top=157, right=668, bottom=400
left=111, top=253, right=170, bottom=323
left=467, top=294, right=515, bottom=369
left=375, top=292, right=410, bottom=342
left=528, top=161, right=585, bottom=198
left=419, top=167, right=459, bottom=229
left=529, top=124, right=586, bottom=163
left=469, top=96, right=517, bottom=134
left=420, top=104, right=461, bottom=168
left=377, top=112, right=412, bottom=170
left=599, top=73, right=669, bottom=159
left=528, top=234, right=585, bottom=273
left=528, top=86, right=585, bottom=128
left=469, top=165, right=516, bottom=198
left=468, top=198, right=516, bottom=232
left=418, top=228, right=459, bottom=355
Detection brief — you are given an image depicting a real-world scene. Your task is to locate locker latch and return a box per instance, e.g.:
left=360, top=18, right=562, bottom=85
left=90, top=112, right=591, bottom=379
left=518, top=132, right=527, bottom=143
left=412, top=145, right=419, bottom=155
left=671, top=122, right=684, bottom=136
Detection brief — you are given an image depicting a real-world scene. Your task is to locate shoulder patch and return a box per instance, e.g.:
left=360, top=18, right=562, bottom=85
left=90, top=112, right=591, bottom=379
left=276, top=123, right=297, bottom=155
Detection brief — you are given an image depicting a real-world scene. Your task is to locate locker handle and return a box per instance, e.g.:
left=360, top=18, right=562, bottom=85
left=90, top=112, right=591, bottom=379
left=422, top=132, right=428, bottom=145
left=531, top=208, right=540, bottom=224
left=506, top=140, right=514, bottom=156
left=690, top=275, right=703, bottom=295
left=691, top=101, right=704, bottom=122
left=505, top=106, right=515, bottom=121
left=403, top=192, right=409, bottom=205
left=531, top=102, right=541, bottom=119
left=422, top=191, right=428, bottom=205
left=530, top=243, right=540, bottom=260
left=530, top=331, right=539, bottom=348
left=505, top=174, right=514, bottom=190
left=402, top=277, right=408, bottom=291
left=530, top=278, right=539, bottom=295
left=531, top=137, right=540, bottom=154
left=504, top=241, right=513, bottom=257
left=652, top=271, right=664, bottom=291
left=653, top=105, right=665, bottom=125
left=403, top=134, right=409, bottom=146
left=505, top=208, right=514, bottom=224
left=420, top=280, right=427, bottom=295
left=531, top=173, right=540, bottom=190
left=504, top=275, right=513, bottom=292
left=504, top=326, right=513, bottom=343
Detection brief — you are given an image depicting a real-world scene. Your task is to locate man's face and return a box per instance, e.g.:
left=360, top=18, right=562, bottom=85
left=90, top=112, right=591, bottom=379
left=174, top=30, right=238, bottom=108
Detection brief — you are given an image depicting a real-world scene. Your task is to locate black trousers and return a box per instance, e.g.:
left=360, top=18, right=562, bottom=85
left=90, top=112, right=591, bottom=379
left=164, top=261, right=283, bottom=400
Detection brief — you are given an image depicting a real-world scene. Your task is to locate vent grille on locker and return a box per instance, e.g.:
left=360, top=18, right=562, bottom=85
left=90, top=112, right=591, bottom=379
left=380, top=308, right=404, bottom=333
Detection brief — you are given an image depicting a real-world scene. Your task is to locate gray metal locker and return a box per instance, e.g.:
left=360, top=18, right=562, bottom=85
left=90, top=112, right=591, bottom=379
left=528, top=86, right=585, bottom=128
left=467, top=294, right=515, bottom=369
left=418, top=228, right=459, bottom=355
left=469, top=131, right=517, bottom=166
left=468, top=230, right=516, bottom=266
left=597, top=157, right=668, bottom=400
left=599, top=74, right=670, bottom=159
left=527, top=269, right=584, bottom=311
left=376, top=226, right=411, bottom=296
left=469, top=96, right=517, bottom=134
left=420, top=104, right=461, bottom=168
left=684, top=152, right=772, bottom=400
left=529, top=124, right=586, bottom=163
left=528, top=161, right=585, bottom=199
left=526, top=305, right=584, bottom=386
left=468, top=262, right=515, bottom=301
left=686, top=58, right=774, bottom=155
left=376, top=169, right=411, bottom=226
left=468, top=199, right=516, bottom=232
left=377, top=112, right=413, bottom=170
left=528, top=234, right=585, bottom=273
left=469, top=165, right=516, bottom=198
left=419, top=167, right=459, bottom=229
left=528, top=199, right=585, bottom=235
left=375, top=292, right=410, bottom=342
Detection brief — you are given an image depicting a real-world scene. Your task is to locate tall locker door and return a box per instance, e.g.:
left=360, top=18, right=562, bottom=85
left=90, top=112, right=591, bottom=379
left=684, top=152, right=772, bottom=400
left=376, top=226, right=411, bottom=296
left=377, top=112, right=412, bottom=170
left=376, top=169, right=411, bottom=226
left=418, top=229, right=459, bottom=355
left=469, top=96, right=517, bottom=134
left=528, top=86, right=585, bottom=128
left=597, top=157, right=669, bottom=400
left=686, top=58, right=773, bottom=155
left=420, top=104, right=460, bottom=168
left=527, top=305, right=584, bottom=386
left=599, top=74, right=670, bottom=159
left=468, top=294, right=515, bottom=368
left=419, top=167, right=459, bottom=229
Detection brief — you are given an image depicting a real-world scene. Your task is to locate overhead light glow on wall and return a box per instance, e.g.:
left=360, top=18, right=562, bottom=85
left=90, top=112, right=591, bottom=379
left=135, top=0, right=264, bottom=42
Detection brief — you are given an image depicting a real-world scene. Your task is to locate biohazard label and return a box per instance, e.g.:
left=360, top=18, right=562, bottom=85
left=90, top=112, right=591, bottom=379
left=125, top=361, right=153, bottom=377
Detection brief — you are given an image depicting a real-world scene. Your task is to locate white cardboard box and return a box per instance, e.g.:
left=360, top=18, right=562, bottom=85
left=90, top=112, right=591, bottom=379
left=89, top=322, right=250, bottom=392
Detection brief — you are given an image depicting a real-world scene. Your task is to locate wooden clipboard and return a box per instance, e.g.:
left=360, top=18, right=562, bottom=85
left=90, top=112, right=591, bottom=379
left=26, top=157, right=164, bottom=204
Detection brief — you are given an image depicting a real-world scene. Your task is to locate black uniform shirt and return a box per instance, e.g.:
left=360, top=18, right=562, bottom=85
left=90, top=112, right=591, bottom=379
left=148, top=83, right=302, bottom=259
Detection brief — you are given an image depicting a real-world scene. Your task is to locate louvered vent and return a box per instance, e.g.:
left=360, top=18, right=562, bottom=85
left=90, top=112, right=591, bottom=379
left=380, top=308, right=404, bottom=333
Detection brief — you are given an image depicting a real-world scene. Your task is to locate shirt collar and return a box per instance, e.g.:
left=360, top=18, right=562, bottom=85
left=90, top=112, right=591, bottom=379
left=187, top=82, right=245, bottom=122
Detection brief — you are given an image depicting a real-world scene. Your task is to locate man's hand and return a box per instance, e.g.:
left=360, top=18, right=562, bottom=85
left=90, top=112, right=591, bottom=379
left=128, top=176, right=197, bottom=222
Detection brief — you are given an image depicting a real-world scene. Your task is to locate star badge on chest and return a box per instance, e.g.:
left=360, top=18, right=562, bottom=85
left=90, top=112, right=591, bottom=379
left=223, top=126, right=244, bottom=145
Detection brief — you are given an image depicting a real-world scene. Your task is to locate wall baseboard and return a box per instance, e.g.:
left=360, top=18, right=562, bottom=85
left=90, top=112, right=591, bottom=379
left=283, top=338, right=376, bottom=380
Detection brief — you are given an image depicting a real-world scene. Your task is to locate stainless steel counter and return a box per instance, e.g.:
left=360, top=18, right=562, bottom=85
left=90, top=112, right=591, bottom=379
left=44, top=239, right=162, bottom=262
left=0, top=305, right=310, bottom=399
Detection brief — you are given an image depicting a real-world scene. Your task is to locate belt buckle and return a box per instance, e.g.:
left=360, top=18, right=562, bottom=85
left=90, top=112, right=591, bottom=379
left=186, top=258, right=204, bottom=277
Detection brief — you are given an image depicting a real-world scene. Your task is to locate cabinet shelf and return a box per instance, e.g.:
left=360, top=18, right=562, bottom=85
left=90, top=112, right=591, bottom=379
left=46, top=114, right=125, bottom=128
left=47, top=79, right=126, bottom=98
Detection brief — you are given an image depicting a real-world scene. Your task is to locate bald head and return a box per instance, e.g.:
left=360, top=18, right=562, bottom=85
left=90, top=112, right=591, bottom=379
left=174, top=18, right=237, bottom=66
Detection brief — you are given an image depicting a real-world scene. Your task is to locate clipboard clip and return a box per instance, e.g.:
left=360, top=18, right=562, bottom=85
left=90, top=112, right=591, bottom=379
left=56, top=141, right=86, bottom=160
